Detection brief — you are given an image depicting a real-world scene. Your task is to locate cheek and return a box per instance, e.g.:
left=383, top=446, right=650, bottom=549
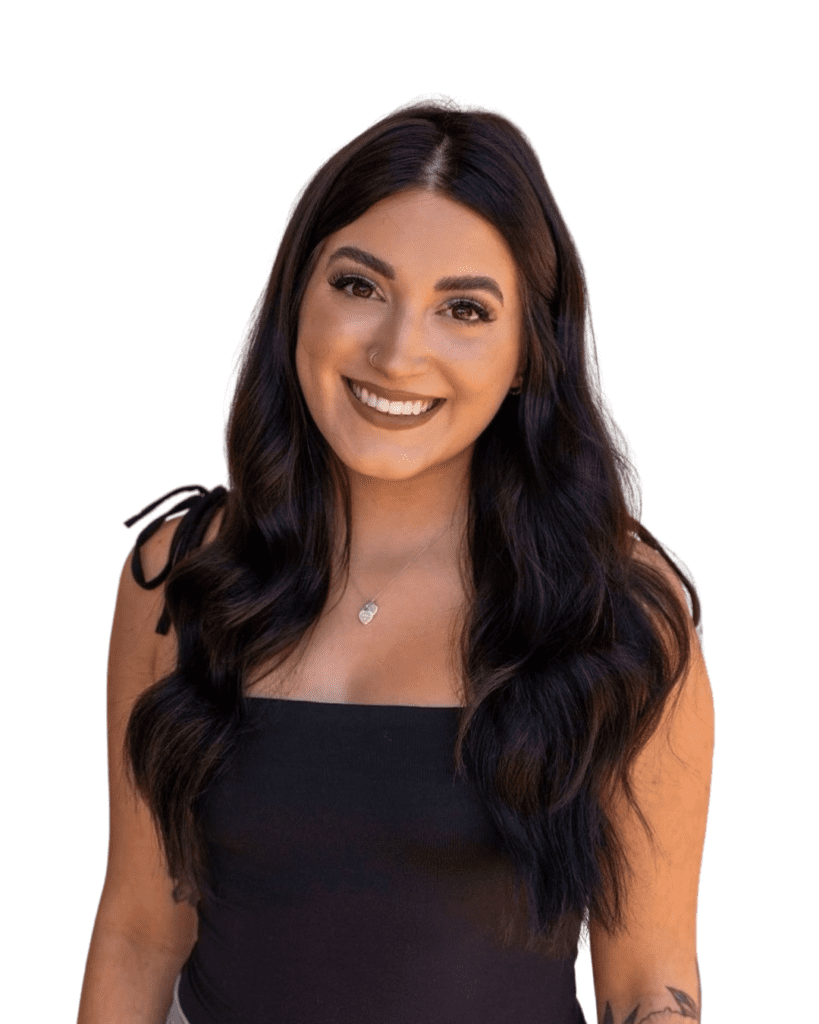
left=295, top=309, right=357, bottom=406
left=456, top=364, right=498, bottom=393
left=296, top=301, right=332, bottom=357
left=452, top=350, right=514, bottom=397
left=298, top=297, right=371, bottom=361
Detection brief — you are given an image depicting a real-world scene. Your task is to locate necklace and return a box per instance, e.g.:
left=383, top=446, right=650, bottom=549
left=350, top=522, right=453, bottom=624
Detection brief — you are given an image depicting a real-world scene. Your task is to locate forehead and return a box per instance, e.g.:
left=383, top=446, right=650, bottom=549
left=321, top=189, right=518, bottom=284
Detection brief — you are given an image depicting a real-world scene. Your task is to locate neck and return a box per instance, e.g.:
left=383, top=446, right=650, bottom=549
left=332, top=456, right=471, bottom=570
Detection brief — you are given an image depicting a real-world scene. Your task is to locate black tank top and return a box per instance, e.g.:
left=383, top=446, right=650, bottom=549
left=126, top=489, right=588, bottom=1024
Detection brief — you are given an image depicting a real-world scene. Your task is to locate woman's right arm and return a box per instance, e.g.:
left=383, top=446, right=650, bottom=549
left=77, top=516, right=199, bottom=1024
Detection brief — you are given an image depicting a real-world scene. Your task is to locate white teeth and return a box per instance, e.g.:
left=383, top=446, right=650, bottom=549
left=349, top=379, right=435, bottom=416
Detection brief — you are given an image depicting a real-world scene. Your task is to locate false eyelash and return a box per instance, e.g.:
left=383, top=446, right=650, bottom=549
left=442, top=298, right=492, bottom=323
left=329, top=271, right=494, bottom=325
left=329, top=271, right=377, bottom=295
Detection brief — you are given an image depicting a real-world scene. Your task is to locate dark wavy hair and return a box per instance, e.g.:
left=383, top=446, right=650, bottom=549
left=124, top=98, right=700, bottom=958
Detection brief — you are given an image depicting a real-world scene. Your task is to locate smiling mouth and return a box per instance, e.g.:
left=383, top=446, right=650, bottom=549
left=344, top=377, right=444, bottom=417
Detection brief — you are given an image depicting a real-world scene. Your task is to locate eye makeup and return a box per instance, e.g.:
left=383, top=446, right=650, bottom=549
left=327, top=271, right=495, bottom=324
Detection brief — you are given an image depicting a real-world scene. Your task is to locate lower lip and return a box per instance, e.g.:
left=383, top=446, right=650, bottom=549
left=343, top=377, right=445, bottom=431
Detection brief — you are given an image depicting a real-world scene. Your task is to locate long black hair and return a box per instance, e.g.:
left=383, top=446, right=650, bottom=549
left=124, top=98, right=700, bottom=958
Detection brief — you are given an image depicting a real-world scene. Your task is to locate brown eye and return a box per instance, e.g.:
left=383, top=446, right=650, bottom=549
left=451, top=302, right=480, bottom=321
left=330, top=274, right=376, bottom=299
left=444, top=299, right=492, bottom=324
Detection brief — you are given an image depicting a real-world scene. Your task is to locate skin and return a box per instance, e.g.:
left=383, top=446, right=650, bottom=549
left=295, top=187, right=524, bottom=582
left=602, top=986, right=700, bottom=1023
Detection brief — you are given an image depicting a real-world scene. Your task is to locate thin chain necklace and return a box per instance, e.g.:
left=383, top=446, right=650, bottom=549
left=349, top=522, right=453, bottom=624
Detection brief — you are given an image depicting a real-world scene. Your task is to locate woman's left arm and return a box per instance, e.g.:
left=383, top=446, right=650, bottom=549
left=589, top=545, right=715, bottom=1024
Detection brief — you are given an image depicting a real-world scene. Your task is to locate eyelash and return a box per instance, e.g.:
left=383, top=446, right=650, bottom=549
left=328, top=272, right=493, bottom=324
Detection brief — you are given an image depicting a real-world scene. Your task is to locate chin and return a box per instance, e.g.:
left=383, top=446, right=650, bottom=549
left=347, top=456, right=431, bottom=480
left=330, top=437, right=432, bottom=476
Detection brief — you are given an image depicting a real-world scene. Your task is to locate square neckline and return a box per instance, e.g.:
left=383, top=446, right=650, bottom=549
left=244, top=695, right=462, bottom=710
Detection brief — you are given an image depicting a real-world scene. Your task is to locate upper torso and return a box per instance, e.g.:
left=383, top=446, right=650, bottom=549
left=148, top=499, right=587, bottom=1023
left=245, top=536, right=472, bottom=708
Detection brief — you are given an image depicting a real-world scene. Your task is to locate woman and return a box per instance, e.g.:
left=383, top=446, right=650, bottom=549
left=78, top=100, right=714, bottom=1024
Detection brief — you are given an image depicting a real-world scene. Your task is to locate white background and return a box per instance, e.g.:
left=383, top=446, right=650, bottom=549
left=2, top=1, right=815, bottom=1021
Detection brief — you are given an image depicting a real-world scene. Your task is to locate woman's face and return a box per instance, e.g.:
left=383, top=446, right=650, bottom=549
left=295, top=188, right=523, bottom=483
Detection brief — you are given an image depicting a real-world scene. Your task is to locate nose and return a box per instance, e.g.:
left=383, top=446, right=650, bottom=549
left=370, top=301, right=434, bottom=377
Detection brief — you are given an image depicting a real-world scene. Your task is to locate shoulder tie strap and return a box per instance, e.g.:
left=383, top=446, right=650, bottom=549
left=124, top=484, right=228, bottom=634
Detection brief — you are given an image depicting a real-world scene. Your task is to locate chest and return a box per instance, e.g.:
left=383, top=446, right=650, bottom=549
left=244, top=557, right=469, bottom=707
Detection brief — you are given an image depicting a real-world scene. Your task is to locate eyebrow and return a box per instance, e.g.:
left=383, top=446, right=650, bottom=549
left=326, top=245, right=505, bottom=305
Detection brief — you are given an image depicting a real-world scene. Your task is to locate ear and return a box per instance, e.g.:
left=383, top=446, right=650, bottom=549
left=513, top=347, right=527, bottom=389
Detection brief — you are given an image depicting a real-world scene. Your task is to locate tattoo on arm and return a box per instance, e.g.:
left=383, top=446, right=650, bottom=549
left=601, top=985, right=700, bottom=1024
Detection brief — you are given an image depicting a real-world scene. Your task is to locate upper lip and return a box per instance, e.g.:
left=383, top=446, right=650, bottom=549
left=345, top=376, right=442, bottom=403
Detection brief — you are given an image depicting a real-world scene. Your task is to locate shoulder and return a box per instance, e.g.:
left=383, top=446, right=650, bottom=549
left=626, top=533, right=712, bottom=753
left=127, top=486, right=228, bottom=593
left=628, top=533, right=694, bottom=626
left=118, top=489, right=227, bottom=677
left=134, top=514, right=184, bottom=584
left=135, top=504, right=226, bottom=583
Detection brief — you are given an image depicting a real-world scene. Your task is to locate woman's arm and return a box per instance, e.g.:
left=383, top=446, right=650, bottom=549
left=589, top=544, right=715, bottom=1023
left=77, top=518, right=198, bottom=1024
left=77, top=927, right=189, bottom=1024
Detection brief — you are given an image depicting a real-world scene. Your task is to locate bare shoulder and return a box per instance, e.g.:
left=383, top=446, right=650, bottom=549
left=629, top=533, right=693, bottom=622
left=124, top=503, right=226, bottom=679
left=133, top=503, right=226, bottom=585
left=627, top=533, right=712, bottom=758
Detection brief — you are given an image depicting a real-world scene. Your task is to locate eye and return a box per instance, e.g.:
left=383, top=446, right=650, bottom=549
left=442, top=298, right=493, bottom=324
left=329, top=272, right=378, bottom=300
left=328, top=272, right=493, bottom=324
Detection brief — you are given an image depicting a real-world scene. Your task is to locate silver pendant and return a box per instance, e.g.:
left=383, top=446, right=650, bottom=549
left=358, top=600, right=378, bottom=625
